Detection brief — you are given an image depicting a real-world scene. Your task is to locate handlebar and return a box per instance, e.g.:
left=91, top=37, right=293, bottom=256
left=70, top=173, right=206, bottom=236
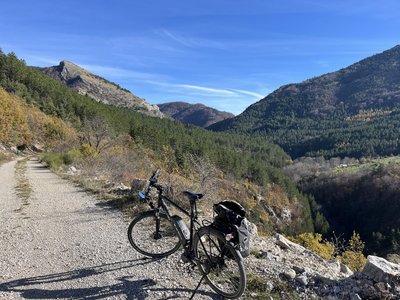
left=149, top=169, right=160, bottom=184
left=139, top=169, right=162, bottom=206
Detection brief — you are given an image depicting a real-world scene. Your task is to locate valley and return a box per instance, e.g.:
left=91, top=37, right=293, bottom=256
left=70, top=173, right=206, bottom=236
left=2, top=43, right=400, bottom=298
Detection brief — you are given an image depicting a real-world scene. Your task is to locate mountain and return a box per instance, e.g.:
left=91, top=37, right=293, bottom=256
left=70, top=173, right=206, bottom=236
left=210, top=45, right=400, bottom=158
left=41, top=61, right=163, bottom=117
left=157, top=101, right=234, bottom=127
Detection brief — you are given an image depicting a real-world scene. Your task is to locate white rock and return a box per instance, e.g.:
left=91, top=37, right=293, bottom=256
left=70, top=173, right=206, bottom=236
left=275, top=233, right=305, bottom=252
left=296, top=274, right=308, bottom=286
left=280, top=207, right=292, bottom=222
left=282, top=268, right=296, bottom=280
left=327, top=259, right=341, bottom=273
left=340, top=263, right=353, bottom=276
left=362, top=255, right=400, bottom=283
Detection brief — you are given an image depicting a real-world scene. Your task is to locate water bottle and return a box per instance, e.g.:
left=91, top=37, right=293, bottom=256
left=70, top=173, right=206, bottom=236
left=171, top=215, right=190, bottom=246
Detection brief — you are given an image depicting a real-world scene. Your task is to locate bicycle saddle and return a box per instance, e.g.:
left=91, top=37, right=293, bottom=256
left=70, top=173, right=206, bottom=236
left=183, top=191, right=203, bottom=201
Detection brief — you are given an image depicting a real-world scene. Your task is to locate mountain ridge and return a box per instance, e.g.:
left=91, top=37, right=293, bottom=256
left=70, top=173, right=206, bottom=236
left=210, top=44, right=400, bottom=158
left=158, top=101, right=234, bottom=127
left=41, top=61, right=163, bottom=117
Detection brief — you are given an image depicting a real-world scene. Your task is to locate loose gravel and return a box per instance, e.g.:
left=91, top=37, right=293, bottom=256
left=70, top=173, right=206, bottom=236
left=0, top=158, right=222, bottom=299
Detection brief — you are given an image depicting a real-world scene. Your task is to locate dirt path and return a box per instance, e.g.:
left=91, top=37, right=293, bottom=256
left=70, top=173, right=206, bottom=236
left=0, top=158, right=220, bottom=299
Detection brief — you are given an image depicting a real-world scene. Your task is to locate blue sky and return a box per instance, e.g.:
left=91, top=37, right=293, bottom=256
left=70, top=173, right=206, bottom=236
left=1, top=0, right=399, bottom=115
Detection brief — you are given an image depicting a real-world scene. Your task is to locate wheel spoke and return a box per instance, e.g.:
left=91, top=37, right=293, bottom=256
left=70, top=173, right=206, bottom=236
left=194, top=227, right=246, bottom=298
left=128, top=211, right=181, bottom=258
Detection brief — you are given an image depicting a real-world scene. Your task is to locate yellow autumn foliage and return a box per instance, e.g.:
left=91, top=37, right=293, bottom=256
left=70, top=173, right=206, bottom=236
left=0, top=88, right=76, bottom=148
left=0, top=88, right=31, bottom=144
left=291, top=233, right=335, bottom=260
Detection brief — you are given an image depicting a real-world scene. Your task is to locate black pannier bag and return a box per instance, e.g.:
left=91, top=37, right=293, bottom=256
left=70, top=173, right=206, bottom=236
left=213, top=200, right=250, bottom=258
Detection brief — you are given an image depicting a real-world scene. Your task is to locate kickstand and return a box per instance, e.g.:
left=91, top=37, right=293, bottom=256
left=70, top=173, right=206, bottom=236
left=189, top=274, right=207, bottom=300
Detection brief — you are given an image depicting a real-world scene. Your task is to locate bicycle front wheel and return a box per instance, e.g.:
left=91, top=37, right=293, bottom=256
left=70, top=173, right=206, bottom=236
left=194, top=226, right=246, bottom=299
left=128, top=210, right=181, bottom=258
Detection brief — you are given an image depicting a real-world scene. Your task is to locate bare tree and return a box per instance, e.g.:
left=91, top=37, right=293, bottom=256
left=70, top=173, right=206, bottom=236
left=79, top=116, right=113, bottom=153
left=189, top=154, right=219, bottom=199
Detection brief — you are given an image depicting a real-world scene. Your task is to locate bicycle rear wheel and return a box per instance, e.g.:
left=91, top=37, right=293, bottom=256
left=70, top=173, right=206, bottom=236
left=128, top=210, right=181, bottom=258
left=193, top=226, right=246, bottom=299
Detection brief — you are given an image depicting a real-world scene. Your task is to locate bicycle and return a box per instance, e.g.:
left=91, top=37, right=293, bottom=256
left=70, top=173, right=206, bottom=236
left=127, top=169, right=246, bottom=299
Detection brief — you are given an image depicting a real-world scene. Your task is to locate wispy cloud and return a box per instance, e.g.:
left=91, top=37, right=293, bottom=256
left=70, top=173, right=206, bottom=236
left=156, top=29, right=226, bottom=49
left=177, top=84, right=237, bottom=96
left=230, top=89, right=264, bottom=99
left=145, top=80, right=265, bottom=114
left=146, top=80, right=262, bottom=99
left=79, top=64, right=170, bottom=82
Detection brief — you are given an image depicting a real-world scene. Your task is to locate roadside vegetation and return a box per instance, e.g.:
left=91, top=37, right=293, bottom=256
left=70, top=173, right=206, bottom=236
left=0, top=49, right=317, bottom=235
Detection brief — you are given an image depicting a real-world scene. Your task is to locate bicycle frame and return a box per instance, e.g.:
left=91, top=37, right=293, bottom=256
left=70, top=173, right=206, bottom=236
left=132, top=171, right=247, bottom=299
left=145, top=185, right=201, bottom=260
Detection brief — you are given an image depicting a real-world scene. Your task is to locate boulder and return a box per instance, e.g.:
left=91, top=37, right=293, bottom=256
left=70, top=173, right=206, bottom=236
left=282, top=268, right=296, bottom=280
left=362, top=255, right=400, bottom=283
left=340, top=263, right=353, bottom=276
left=247, top=221, right=258, bottom=247
left=275, top=233, right=305, bottom=252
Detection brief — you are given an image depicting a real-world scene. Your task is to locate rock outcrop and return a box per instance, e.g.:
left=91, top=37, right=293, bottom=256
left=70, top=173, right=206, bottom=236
left=362, top=255, right=400, bottom=283
left=246, top=232, right=400, bottom=299
left=42, top=61, right=163, bottom=117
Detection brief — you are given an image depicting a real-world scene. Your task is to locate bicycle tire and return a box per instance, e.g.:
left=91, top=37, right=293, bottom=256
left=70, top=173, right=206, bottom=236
left=193, top=226, right=246, bottom=299
left=128, top=210, right=181, bottom=258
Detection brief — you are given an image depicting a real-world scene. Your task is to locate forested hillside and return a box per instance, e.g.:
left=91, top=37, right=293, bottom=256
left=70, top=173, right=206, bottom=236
left=284, top=157, right=400, bottom=256
left=0, top=49, right=315, bottom=234
left=210, top=45, right=400, bottom=158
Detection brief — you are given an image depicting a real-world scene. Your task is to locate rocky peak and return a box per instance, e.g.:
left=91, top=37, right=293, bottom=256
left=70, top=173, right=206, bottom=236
left=58, top=60, right=88, bottom=81
left=41, top=61, right=164, bottom=118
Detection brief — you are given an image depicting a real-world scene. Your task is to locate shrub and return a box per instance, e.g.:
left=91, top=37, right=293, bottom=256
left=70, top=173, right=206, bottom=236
left=338, top=231, right=367, bottom=271
left=80, top=143, right=98, bottom=158
left=40, top=153, right=65, bottom=171
left=291, top=231, right=367, bottom=272
left=40, top=151, right=78, bottom=170
left=291, top=233, right=335, bottom=260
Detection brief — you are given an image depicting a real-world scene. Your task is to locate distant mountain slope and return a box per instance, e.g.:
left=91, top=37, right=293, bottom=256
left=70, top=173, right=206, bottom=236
left=41, top=61, right=163, bottom=117
left=210, top=45, right=400, bottom=158
left=158, top=101, right=234, bottom=127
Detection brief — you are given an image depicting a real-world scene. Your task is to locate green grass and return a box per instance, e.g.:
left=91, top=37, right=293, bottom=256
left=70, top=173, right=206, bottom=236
left=40, top=150, right=82, bottom=171
left=332, top=156, right=400, bottom=175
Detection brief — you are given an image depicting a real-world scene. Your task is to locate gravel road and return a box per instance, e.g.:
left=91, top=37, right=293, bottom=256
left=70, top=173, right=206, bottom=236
left=0, top=158, right=222, bottom=299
